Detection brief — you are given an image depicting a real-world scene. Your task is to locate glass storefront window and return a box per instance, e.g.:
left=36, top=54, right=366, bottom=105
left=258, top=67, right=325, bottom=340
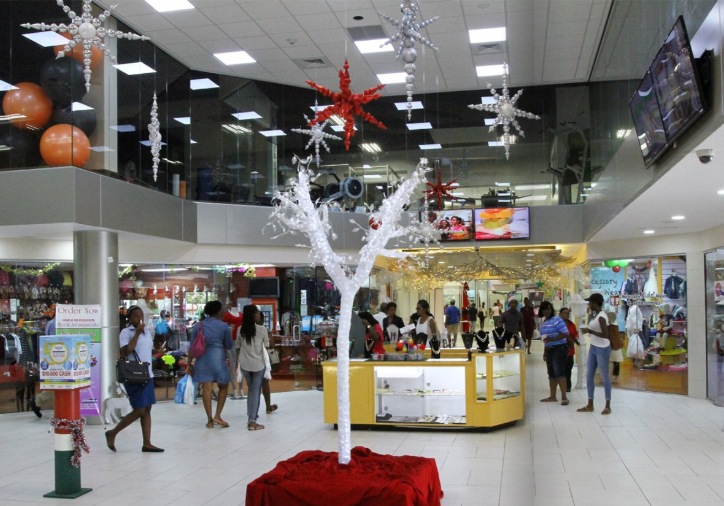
left=705, top=249, right=724, bottom=405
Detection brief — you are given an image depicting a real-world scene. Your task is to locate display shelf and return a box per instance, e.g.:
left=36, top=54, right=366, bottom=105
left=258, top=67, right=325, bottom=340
left=476, top=371, right=518, bottom=379
left=477, top=391, right=521, bottom=401
left=375, top=414, right=466, bottom=425
left=375, top=389, right=465, bottom=397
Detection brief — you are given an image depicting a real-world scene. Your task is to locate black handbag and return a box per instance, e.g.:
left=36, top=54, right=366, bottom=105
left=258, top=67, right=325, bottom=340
left=116, top=351, right=151, bottom=384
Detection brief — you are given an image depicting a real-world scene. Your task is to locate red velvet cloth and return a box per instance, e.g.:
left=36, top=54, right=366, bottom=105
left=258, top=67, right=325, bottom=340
left=246, top=447, right=443, bottom=506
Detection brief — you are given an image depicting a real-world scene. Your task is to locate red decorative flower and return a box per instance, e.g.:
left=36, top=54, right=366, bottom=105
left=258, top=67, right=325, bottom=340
left=306, top=60, right=387, bottom=150
left=423, top=167, right=457, bottom=211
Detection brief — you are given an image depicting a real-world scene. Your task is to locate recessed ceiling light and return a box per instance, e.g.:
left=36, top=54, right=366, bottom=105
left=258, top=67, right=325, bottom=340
left=354, top=39, right=394, bottom=54
left=451, top=192, right=465, bottom=196
left=113, top=62, right=156, bottom=75
left=643, top=230, right=655, bottom=234
left=495, top=182, right=510, bottom=186
left=481, top=97, right=496, bottom=105
left=581, top=193, right=590, bottom=197
left=671, top=215, right=685, bottom=220
left=488, top=141, right=504, bottom=146
left=477, top=64, right=506, bottom=77
left=377, top=72, right=407, bottom=84
left=407, top=122, right=432, bottom=130
left=139, top=140, right=167, bottom=147
left=360, top=143, right=382, bottom=153
left=190, top=78, right=218, bottom=90
left=22, top=31, right=71, bottom=47
left=363, top=174, right=382, bottom=179
left=468, top=27, right=506, bottom=44
left=527, top=253, right=534, bottom=257
left=259, top=130, right=285, bottom=137
left=0, top=80, right=18, bottom=92
left=395, top=101, right=423, bottom=111
left=375, top=185, right=385, bottom=190
left=419, top=144, right=442, bottom=150
left=190, top=139, right=197, bottom=144
left=450, top=182, right=459, bottom=187
left=111, top=125, right=136, bottom=132
left=174, top=117, right=191, bottom=125
left=718, top=189, right=724, bottom=195
left=438, top=261, right=445, bottom=264
left=310, top=104, right=333, bottom=112
left=515, top=184, right=550, bottom=190
left=232, top=111, right=262, bottom=120
left=222, top=124, right=251, bottom=134
left=71, top=102, right=93, bottom=111
left=145, top=0, right=195, bottom=13
left=214, top=51, right=256, bottom=65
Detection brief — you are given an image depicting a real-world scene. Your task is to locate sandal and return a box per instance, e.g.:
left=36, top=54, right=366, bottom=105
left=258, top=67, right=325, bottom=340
left=561, top=400, right=569, bottom=406
left=248, top=421, right=265, bottom=431
left=576, top=406, right=594, bottom=412
left=601, top=408, right=611, bottom=415
left=213, top=419, right=230, bottom=428
left=266, top=404, right=278, bottom=414
left=540, top=397, right=557, bottom=402
left=206, top=420, right=214, bottom=429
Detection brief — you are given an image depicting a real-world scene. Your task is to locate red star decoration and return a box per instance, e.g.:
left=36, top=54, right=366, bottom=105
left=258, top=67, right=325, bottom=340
left=424, top=168, right=457, bottom=211
left=306, top=60, right=387, bottom=151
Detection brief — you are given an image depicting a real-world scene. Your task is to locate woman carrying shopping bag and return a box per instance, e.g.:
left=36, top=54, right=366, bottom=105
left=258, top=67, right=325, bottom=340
left=238, top=305, right=268, bottom=430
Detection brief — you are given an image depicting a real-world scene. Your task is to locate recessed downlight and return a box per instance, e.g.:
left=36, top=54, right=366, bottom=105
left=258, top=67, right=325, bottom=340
left=671, top=215, right=685, bottom=220
left=718, top=189, right=724, bottom=195
left=643, top=230, right=655, bottom=234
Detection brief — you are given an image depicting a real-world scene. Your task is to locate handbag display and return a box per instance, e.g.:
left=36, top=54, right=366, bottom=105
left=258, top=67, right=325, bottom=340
left=116, top=351, right=151, bottom=384
left=189, top=322, right=206, bottom=358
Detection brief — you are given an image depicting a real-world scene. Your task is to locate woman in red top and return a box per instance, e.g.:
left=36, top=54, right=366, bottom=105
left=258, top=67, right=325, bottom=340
left=560, top=307, right=579, bottom=393
left=359, top=312, right=385, bottom=357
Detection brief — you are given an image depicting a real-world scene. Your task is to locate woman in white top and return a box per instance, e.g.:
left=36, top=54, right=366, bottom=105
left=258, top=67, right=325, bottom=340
left=237, top=305, right=269, bottom=430
left=491, top=303, right=501, bottom=326
left=413, top=299, right=438, bottom=346
left=577, top=293, right=612, bottom=415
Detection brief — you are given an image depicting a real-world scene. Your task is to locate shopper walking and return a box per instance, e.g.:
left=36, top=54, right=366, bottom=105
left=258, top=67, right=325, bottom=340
left=538, top=301, right=570, bottom=406
left=187, top=301, right=233, bottom=429
left=105, top=305, right=163, bottom=453
left=238, top=304, right=268, bottom=430
left=577, top=294, right=612, bottom=415
left=468, top=304, right=478, bottom=333
left=444, top=300, right=461, bottom=347
left=491, top=302, right=501, bottom=327
left=501, top=299, right=523, bottom=349
left=520, top=297, right=536, bottom=355
left=478, top=302, right=486, bottom=330
left=559, top=307, right=580, bottom=393
left=256, top=309, right=278, bottom=415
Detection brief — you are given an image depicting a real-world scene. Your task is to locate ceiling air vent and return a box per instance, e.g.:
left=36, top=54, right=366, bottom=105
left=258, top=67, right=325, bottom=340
left=477, top=42, right=504, bottom=55
left=292, top=57, right=331, bottom=70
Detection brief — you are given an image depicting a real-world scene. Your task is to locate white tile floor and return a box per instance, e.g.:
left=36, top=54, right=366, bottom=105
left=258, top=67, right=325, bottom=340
left=2, top=343, right=724, bottom=506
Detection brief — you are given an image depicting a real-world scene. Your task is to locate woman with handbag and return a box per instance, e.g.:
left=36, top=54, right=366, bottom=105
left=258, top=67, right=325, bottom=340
left=559, top=307, right=580, bottom=393
left=238, top=305, right=269, bottom=430
left=257, top=309, right=278, bottom=415
left=105, top=305, right=164, bottom=453
left=359, top=312, right=385, bottom=358
left=186, top=301, right=233, bottom=429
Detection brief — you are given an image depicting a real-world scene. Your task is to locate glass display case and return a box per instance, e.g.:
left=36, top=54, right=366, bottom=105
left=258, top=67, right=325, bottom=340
left=476, top=352, right=522, bottom=401
left=373, top=366, right=466, bottom=425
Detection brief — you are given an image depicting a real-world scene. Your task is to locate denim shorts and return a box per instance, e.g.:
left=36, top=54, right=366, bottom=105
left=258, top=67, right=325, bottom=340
left=545, top=344, right=569, bottom=379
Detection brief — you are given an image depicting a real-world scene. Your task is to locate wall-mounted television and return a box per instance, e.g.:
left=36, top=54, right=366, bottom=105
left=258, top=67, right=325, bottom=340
left=474, top=207, right=530, bottom=240
left=422, top=209, right=473, bottom=241
left=249, top=277, right=280, bottom=298
left=629, top=16, right=707, bottom=167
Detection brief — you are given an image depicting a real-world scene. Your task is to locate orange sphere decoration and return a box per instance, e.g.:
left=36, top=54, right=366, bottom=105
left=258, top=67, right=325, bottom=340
left=2, top=82, right=53, bottom=130
left=40, top=124, right=91, bottom=167
left=53, top=32, right=103, bottom=69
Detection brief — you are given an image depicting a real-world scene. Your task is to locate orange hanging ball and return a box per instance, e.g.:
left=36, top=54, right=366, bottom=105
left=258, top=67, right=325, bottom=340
left=2, top=82, right=53, bottom=130
left=40, top=124, right=91, bottom=167
left=53, top=32, right=103, bottom=69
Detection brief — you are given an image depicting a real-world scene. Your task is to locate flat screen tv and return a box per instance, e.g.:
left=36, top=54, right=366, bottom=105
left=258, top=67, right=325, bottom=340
left=474, top=207, right=530, bottom=241
left=629, top=16, right=706, bottom=167
left=249, top=277, right=279, bottom=298
left=422, top=209, right=473, bottom=241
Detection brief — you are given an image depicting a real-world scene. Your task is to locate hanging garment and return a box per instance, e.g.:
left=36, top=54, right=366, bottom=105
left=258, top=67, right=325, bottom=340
left=643, top=263, right=658, bottom=297
left=626, top=305, right=644, bottom=336
left=664, top=275, right=684, bottom=299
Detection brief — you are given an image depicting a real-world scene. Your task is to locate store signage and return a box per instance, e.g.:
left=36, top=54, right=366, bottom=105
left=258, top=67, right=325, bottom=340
left=301, top=290, right=307, bottom=305
left=622, top=296, right=661, bottom=306
left=39, top=334, right=91, bottom=390
left=56, top=305, right=102, bottom=416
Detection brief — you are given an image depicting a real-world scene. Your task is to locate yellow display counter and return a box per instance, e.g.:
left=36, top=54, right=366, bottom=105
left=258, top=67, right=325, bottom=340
left=322, top=350, right=525, bottom=429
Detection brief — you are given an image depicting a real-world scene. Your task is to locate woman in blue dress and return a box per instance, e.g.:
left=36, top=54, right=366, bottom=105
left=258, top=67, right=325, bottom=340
left=186, top=301, right=233, bottom=428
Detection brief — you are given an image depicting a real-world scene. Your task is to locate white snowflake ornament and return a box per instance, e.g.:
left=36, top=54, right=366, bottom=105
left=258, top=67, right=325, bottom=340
left=468, top=63, right=540, bottom=160
left=291, top=113, right=342, bottom=168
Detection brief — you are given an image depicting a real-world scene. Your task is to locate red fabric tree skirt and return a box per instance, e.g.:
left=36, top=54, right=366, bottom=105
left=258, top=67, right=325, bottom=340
left=246, top=446, right=443, bottom=506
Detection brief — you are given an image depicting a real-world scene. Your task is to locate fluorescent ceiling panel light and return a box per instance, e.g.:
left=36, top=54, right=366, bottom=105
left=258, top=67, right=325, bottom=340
left=363, top=174, right=382, bottom=179
left=331, top=125, right=357, bottom=132
left=451, top=192, right=465, bottom=196
left=139, top=140, right=167, bottom=146
left=498, top=199, right=511, bottom=203
left=515, top=184, right=550, bottom=191
left=407, top=122, right=432, bottom=130
left=518, top=195, right=548, bottom=201
left=395, top=101, right=423, bottom=111
left=360, top=143, right=382, bottom=153
left=232, top=111, right=262, bottom=120
left=190, top=139, right=197, bottom=144
left=328, top=115, right=345, bottom=126
left=141, top=267, right=189, bottom=272
left=484, top=118, right=495, bottom=125
left=22, top=31, right=71, bottom=47
left=477, top=64, right=506, bottom=77
left=671, top=215, right=685, bottom=220
left=643, top=230, right=655, bottom=234
left=0, top=80, right=18, bottom=92
left=355, top=39, right=394, bottom=54
left=174, top=117, right=191, bottom=125
left=362, top=164, right=372, bottom=169
left=111, top=124, right=136, bottom=132
left=190, top=78, right=218, bottom=90
left=90, top=146, right=114, bottom=152
left=259, top=129, right=285, bottom=137
left=581, top=193, right=590, bottom=197
left=616, top=129, right=632, bottom=139
left=214, top=50, right=256, bottom=65
left=468, top=27, right=506, bottom=44
left=145, top=0, right=194, bottom=12
left=527, top=253, right=534, bottom=257
left=718, top=189, right=724, bottom=195
left=495, top=182, right=510, bottom=186
left=488, top=141, right=504, bottom=146
left=438, top=261, right=445, bottom=264
left=419, top=144, right=442, bottom=149
left=481, top=97, right=496, bottom=105
left=222, top=124, right=251, bottom=134
left=450, top=182, right=459, bottom=187
left=497, top=192, right=510, bottom=196
left=447, top=266, right=454, bottom=269
left=71, top=102, right=93, bottom=111
left=113, top=62, right=156, bottom=75
left=377, top=72, right=407, bottom=84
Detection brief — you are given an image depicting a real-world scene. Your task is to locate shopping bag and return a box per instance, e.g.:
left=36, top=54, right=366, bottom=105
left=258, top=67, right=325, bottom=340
left=267, top=348, right=280, bottom=365
left=183, top=375, right=196, bottom=404
left=263, top=348, right=272, bottom=381
left=174, top=375, right=187, bottom=404
left=626, top=333, right=645, bottom=360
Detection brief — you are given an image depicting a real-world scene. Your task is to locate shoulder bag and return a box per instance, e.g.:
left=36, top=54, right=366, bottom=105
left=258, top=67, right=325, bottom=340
left=267, top=347, right=280, bottom=365
left=608, top=324, right=624, bottom=350
left=116, top=351, right=151, bottom=384
left=189, top=322, right=207, bottom=358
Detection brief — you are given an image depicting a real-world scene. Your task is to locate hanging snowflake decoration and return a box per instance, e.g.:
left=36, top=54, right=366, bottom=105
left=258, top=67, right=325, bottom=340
left=423, top=166, right=457, bottom=211
left=307, top=60, right=386, bottom=150
left=468, top=63, right=540, bottom=160
left=21, top=0, right=150, bottom=92
left=148, top=93, right=161, bottom=182
left=291, top=111, right=342, bottom=168
left=379, top=1, right=439, bottom=120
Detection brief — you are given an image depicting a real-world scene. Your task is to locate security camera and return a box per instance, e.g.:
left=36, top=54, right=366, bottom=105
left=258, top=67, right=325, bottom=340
left=697, top=149, right=714, bottom=164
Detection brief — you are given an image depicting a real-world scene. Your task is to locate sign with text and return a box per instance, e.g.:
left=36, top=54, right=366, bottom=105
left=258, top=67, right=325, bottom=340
left=39, top=334, right=91, bottom=390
